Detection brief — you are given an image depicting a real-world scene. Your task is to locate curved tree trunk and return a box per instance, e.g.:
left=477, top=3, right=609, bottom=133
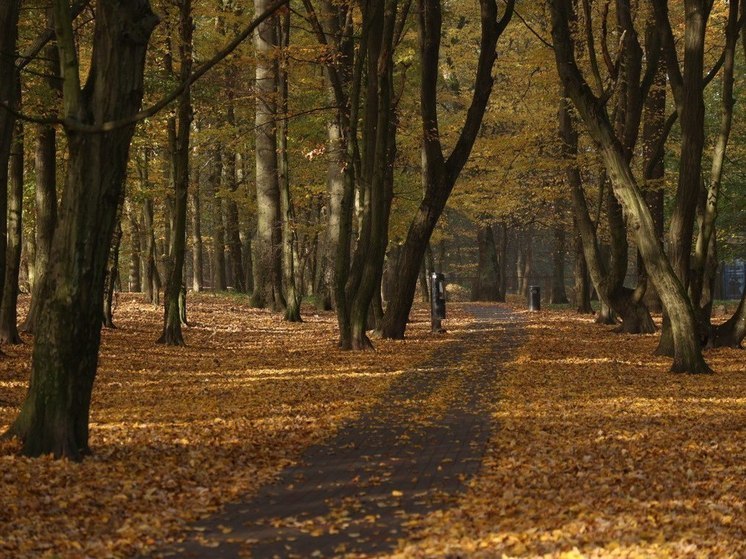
left=5, top=0, right=158, bottom=459
left=380, top=0, right=514, bottom=339
left=711, top=287, right=746, bottom=348
left=551, top=0, right=709, bottom=373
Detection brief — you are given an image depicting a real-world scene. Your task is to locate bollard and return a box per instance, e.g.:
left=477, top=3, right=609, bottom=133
left=430, top=272, right=446, bottom=332
left=528, top=285, right=541, bottom=311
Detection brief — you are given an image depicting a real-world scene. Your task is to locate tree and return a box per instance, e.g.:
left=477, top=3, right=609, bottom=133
left=380, top=0, right=514, bottom=340
left=0, top=0, right=21, bottom=338
left=158, top=0, right=193, bottom=345
left=550, top=0, right=711, bottom=373
left=5, top=0, right=159, bottom=458
left=251, top=0, right=285, bottom=311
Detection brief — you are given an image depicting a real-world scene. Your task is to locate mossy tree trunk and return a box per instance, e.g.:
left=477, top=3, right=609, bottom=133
left=5, top=0, right=158, bottom=459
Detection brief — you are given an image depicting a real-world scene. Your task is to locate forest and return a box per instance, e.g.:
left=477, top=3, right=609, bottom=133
left=1, top=0, right=745, bottom=557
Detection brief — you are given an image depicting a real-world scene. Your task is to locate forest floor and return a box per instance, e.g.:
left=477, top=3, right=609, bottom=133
left=0, top=293, right=744, bottom=558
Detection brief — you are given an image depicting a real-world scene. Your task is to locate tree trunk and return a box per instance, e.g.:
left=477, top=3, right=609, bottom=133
left=472, top=224, right=500, bottom=301
left=0, top=119, right=23, bottom=344
left=380, top=0, right=514, bottom=339
left=251, top=0, right=285, bottom=311
left=209, top=146, right=227, bottom=291
left=22, top=124, right=58, bottom=332
left=550, top=221, right=569, bottom=304
left=103, top=200, right=124, bottom=329
left=142, top=197, right=160, bottom=305
left=190, top=160, right=203, bottom=292
left=690, top=0, right=739, bottom=313
left=5, top=0, right=158, bottom=459
left=158, top=0, right=192, bottom=346
left=711, top=286, right=746, bottom=348
left=126, top=201, right=142, bottom=292
left=0, top=0, right=20, bottom=325
left=278, top=10, right=301, bottom=322
left=641, top=18, right=666, bottom=314
left=573, top=218, right=592, bottom=313
left=551, top=0, right=710, bottom=373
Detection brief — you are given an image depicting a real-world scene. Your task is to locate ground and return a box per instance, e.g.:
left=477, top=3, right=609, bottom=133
left=0, top=293, right=744, bottom=558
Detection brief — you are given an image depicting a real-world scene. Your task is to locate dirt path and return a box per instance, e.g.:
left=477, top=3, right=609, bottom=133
left=150, top=304, right=524, bottom=558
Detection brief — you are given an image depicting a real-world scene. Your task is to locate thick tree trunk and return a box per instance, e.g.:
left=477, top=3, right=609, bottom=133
left=5, top=0, right=158, bottom=458
left=551, top=0, right=709, bottom=373
left=0, top=120, right=23, bottom=344
left=251, top=0, right=284, bottom=311
left=159, top=0, right=192, bottom=346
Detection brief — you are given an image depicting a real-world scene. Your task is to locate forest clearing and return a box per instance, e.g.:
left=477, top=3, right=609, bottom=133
left=1, top=295, right=744, bottom=558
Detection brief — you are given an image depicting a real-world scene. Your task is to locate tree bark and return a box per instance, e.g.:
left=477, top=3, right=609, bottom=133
left=142, top=196, right=160, bottom=305
left=223, top=72, right=245, bottom=292
left=251, top=0, right=285, bottom=311
left=5, top=0, right=158, bottom=459
left=573, top=217, right=592, bottom=313
left=126, top=201, right=142, bottom=292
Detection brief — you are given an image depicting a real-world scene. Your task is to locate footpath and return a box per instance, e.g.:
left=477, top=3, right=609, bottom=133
left=151, top=304, right=523, bottom=558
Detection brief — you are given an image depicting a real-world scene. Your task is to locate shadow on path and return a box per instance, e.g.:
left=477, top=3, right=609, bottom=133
left=149, top=304, right=523, bottom=558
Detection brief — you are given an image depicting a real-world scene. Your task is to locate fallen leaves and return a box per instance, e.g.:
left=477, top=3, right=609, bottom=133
left=0, top=293, right=449, bottom=558
left=391, top=306, right=746, bottom=558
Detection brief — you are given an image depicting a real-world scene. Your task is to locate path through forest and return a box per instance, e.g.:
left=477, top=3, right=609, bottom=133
left=151, top=304, right=523, bottom=558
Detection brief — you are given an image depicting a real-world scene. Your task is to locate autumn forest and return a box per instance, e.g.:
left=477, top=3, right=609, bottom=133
left=0, top=0, right=745, bottom=557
